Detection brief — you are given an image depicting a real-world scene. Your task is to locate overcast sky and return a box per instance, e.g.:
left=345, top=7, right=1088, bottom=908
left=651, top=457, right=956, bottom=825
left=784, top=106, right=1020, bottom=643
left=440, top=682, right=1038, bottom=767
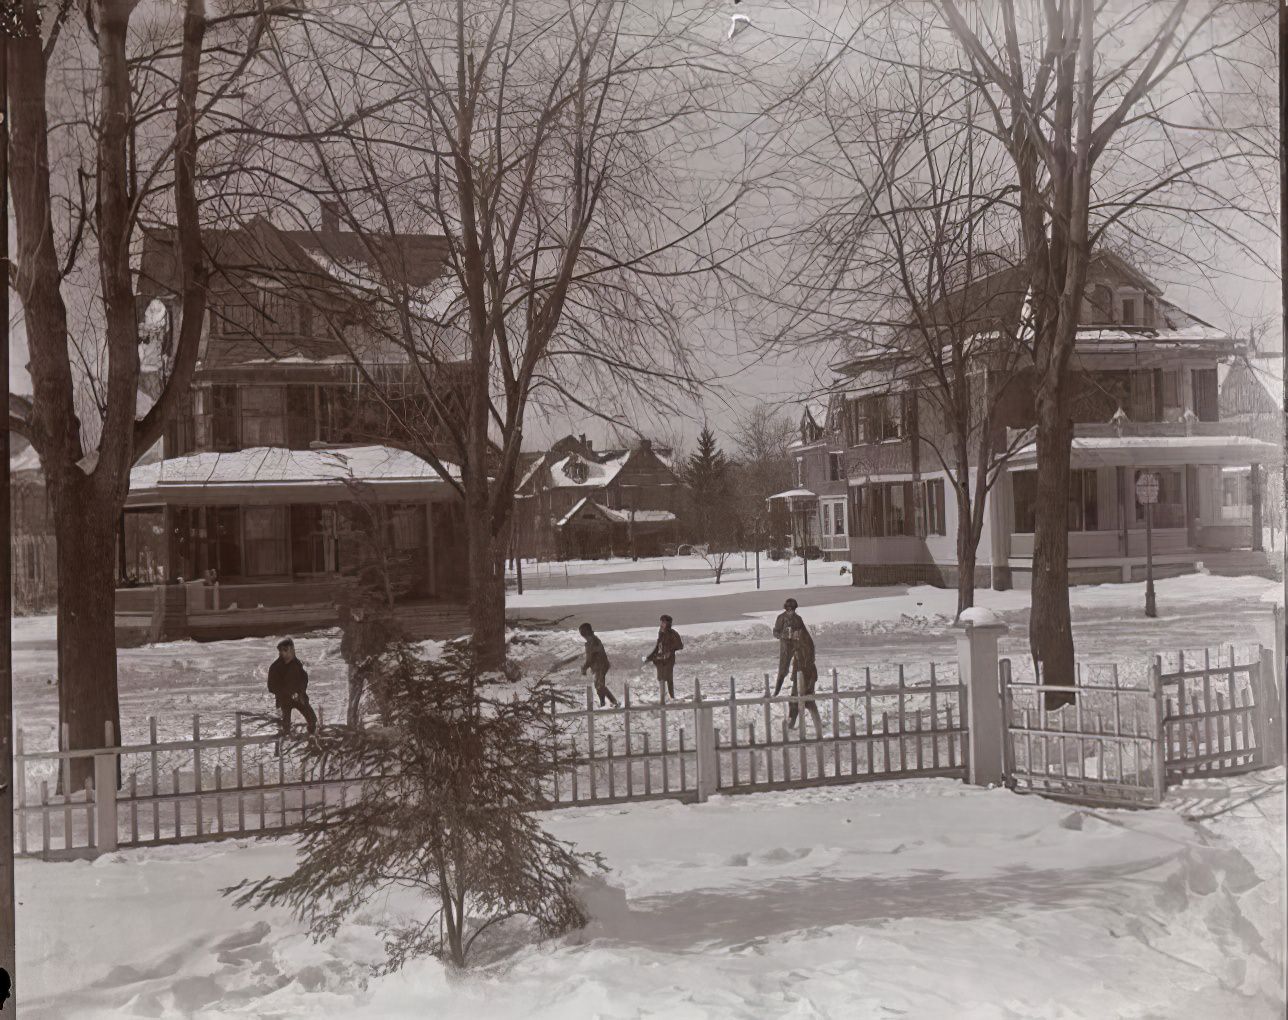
left=10, top=0, right=1279, bottom=458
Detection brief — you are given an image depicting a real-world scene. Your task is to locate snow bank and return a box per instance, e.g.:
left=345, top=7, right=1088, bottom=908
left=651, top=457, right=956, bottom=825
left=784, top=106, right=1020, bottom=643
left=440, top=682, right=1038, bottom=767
left=16, top=780, right=1283, bottom=1018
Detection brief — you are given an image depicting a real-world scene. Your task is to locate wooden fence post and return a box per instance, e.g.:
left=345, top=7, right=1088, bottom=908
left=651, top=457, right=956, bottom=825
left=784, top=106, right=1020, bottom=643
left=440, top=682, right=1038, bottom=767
left=1258, top=643, right=1284, bottom=767
left=694, top=706, right=717, bottom=803
left=93, top=721, right=119, bottom=854
left=1150, top=657, right=1167, bottom=804
left=954, top=613, right=1007, bottom=787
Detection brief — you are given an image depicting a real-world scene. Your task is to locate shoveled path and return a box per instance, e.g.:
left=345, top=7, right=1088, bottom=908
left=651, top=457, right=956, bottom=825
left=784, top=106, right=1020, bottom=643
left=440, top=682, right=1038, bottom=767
left=506, top=582, right=908, bottom=632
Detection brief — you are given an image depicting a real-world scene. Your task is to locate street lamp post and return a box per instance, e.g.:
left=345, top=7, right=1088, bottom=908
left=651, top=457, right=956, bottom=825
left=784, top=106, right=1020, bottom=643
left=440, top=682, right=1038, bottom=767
left=1136, top=471, right=1160, bottom=618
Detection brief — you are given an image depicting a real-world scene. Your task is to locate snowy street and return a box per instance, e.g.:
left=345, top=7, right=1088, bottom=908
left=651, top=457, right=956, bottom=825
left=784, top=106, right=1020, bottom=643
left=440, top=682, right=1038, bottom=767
left=17, top=772, right=1284, bottom=1018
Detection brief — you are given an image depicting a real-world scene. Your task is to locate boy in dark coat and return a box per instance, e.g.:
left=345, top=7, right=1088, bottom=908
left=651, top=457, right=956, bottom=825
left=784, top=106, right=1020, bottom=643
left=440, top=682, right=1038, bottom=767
left=772, top=598, right=803, bottom=697
left=643, top=614, right=684, bottom=700
left=267, top=637, right=317, bottom=735
left=786, top=620, right=823, bottom=733
left=579, top=622, right=620, bottom=707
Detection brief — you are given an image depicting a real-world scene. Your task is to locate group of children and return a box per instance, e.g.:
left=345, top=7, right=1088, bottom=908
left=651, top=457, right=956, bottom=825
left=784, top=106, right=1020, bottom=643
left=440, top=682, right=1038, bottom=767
left=576, top=597, right=820, bottom=728
left=267, top=598, right=821, bottom=737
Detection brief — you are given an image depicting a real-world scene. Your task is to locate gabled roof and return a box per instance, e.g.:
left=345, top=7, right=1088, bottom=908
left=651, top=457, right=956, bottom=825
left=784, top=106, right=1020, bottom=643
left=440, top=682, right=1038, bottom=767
left=830, top=251, right=1218, bottom=380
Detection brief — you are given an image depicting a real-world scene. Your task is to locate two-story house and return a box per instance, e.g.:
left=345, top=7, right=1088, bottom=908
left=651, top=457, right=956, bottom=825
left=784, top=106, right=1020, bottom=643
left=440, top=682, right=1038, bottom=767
left=119, top=207, right=470, bottom=638
left=791, top=251, right=1280, bottom=590
left=514, top=434, right=683, bottom=559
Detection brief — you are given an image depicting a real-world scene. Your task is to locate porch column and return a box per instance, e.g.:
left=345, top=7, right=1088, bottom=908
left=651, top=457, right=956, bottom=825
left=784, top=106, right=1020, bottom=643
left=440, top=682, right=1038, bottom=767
left=425, top=501, right=437, bottom=597
left=1116, top=466, right=1129, bottom=556
left=1250, top=462, right=1264, bottom=552
left=1184, top=465, right=1199, bottom=549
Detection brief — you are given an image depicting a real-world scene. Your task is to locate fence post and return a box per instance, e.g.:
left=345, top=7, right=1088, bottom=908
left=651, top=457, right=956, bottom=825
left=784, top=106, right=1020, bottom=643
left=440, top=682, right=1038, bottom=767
left=93, top=721, right=119, bottom=854
left=694, top=706, right=717, bottom=803
left=954, top=613, right=1007, bottom=787
left=1259, top=644, right=1284, bottom=767
left=1150, top=657, right=1167, bottom=803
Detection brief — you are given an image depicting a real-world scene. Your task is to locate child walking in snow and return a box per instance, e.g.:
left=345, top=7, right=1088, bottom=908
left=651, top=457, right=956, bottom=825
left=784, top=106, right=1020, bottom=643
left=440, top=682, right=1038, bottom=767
left=579, top=622, right=620, bottom=707
left=643, top=614, right=684, bottom=700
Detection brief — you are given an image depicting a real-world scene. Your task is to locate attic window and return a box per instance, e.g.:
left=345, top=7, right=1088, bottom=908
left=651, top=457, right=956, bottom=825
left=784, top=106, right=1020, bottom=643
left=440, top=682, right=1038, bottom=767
left=565, top=457, right=589, bottom=483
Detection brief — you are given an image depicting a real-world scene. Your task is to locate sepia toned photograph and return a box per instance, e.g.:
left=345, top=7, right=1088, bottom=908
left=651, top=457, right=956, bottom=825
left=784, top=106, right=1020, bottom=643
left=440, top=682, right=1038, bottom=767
left=0, top=0, right=1284, bottom=1016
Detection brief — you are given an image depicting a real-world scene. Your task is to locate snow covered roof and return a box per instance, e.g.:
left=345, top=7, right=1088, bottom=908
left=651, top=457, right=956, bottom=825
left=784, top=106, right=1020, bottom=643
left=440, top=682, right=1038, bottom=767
left=127, top=444, right=460, bottom=507
left=555, top=496, right=677, bottom=528
left=1008, top=434, right=1280, bottom=469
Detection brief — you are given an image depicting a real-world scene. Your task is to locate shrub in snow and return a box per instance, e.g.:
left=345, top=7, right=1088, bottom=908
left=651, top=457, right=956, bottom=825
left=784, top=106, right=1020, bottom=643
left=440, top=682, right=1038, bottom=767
left=225, top=639, right=603, bottom=969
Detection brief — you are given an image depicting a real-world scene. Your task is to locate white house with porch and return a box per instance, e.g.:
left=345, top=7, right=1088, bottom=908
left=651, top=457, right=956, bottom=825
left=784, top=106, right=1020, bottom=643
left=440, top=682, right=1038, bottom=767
left=793, top=251, right=1281, bottom=589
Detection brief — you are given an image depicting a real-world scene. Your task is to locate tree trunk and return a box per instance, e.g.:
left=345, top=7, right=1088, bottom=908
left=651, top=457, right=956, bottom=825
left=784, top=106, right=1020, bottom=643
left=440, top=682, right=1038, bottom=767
left=54, top=507, right=122, bottom=792
left=1030, top=389, right=1076, bottom=708
left=466, top=504, right=507, bottom=672
left=346, top=664, right=363, bottom=729
left=956, top=500, right=977, bottom=617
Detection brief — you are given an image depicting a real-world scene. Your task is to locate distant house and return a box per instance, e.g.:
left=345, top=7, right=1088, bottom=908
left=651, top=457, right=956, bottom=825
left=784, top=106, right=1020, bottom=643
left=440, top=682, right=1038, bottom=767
left=115, top=205, right=471, bottom=639
left=1219, top=358, right=1283, bottom=548
left=785, top=251, right=1281, bottom=589
left=514, top=434, right=684, bottom=559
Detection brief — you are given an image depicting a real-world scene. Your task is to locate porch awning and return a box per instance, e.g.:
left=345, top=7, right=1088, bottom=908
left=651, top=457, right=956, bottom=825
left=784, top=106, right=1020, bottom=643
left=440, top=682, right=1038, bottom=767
left=1008, top=435, right=1281, bottom=470
left=767, top=488, right=817, bottom=502
left=126, top=444, right=461, bottom=508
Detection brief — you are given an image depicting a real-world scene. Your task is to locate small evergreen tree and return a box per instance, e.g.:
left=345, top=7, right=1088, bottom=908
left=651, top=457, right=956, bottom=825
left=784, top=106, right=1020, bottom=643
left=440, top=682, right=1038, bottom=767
left=226, top=641, right=602, bottom=969
left=684, top=426, right=731, bottom=547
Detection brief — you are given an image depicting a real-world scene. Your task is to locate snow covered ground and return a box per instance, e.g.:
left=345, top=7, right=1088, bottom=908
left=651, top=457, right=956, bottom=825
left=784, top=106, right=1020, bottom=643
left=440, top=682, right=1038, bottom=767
left=16, top=772, right=1284, bottom=1018
left=11, top=572, right=1282, bottom=752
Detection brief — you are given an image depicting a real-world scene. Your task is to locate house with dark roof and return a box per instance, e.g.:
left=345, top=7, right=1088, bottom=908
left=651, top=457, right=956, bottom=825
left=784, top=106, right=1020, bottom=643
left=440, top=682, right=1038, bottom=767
left=514, top=434, right=684, bottom=559
left=784, top=251, right=1281, bottom=589
left=117, top=205, right=470, bottom=639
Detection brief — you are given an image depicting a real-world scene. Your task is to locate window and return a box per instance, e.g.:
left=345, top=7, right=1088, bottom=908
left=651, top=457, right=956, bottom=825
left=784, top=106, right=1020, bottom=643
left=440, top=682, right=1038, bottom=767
left=243, top=507, right=288, bottom=576
left=211, top=289, right=300, bottom=339
left=796, top=458, right=805, bottom=487
left=209, top=385, right=240, bottom=451
left=828, top=452, right=844, bottom=482
left=1066, top=470, right=1099, bottom=532
left=822, top=502, right=832, bottom=536
left=924, top=479, right=946, bottom=536
left=1120, top=297, right=1137, bottom=326
left=1012, top=470, right=1037, bottom=533
left=852, top=482, right=915, bottom=537
left=286, top=387, right=316, bottom=449
left=319, top=386, right=356, bottom=443
left=240, top=386, right=286, bottom=447
left=566, top=457, right=589, bottom=484
left=845, top=393, right=906, bottom=446
left=1136, top=468, right=1185, bottom=528
left=881, top=393, right=905, bottom=441
left=1013, top=469, right=1103, bottom=533
left=1159, top=370, right=1180, bottom=412
left=386, top=505, right=425, bottom=550
left=290, top=505, right=337, bottom=574
left=1192, top=368, right=1219, bottom=422
left=197, top=505, right=241, bottom=577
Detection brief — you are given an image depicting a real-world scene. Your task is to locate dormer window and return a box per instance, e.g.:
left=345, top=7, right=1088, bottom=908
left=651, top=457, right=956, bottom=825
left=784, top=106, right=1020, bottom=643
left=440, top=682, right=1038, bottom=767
left=565, top=456, right=589, bottom=483
left=1120, top=297, right=1137, bottom=326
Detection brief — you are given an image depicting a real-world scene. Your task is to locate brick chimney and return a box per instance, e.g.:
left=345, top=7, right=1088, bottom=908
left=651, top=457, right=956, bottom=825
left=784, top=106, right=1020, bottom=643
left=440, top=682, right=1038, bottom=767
left=320, top=200, right=341, bottom=235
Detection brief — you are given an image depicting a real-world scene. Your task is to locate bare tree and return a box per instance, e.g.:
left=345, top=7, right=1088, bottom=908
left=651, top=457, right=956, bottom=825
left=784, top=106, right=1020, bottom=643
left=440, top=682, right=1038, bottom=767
left=246, top=0, right=746, bottom=669
left=929, top=0, right=1275, bottom=687
left=772, top=57, right=1034, bottom=614
left=7, top=0, right=285, bottom=781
